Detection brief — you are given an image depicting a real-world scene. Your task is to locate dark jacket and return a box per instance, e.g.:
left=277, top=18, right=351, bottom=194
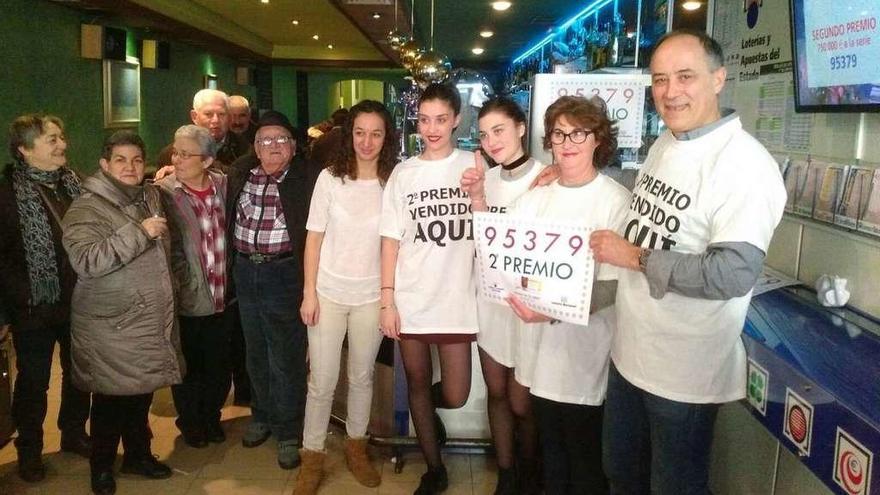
left=0, top=164, right=78, bottom=331
left=225, top=156, right=318, bottom=297
left=158, top=171, right=228, bottom=317
left=62, top=171, right=184, bottom=395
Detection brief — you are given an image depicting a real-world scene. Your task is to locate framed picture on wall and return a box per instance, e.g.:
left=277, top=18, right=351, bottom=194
left=204, top=74, right=218, bottom=89
left=103, top=56, right=141, bottom=128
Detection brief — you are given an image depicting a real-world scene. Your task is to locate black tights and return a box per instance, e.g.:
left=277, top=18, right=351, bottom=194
left=399, top=340, right=472, bottom=468
left=479, top=347, right=538, bottom=471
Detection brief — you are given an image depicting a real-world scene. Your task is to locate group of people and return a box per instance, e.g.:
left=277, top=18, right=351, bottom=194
left=0, top=29, right=786, bottom=495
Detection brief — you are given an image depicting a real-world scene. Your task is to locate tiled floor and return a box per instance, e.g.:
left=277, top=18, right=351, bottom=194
left=0, top=351, right=499, bottom=494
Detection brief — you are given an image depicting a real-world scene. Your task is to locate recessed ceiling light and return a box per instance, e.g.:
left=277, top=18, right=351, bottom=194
left=682, top=1, right=702, bottom=10
left=472, top=47, right=485, bottom=55
left=291, top=20, right=299, bottom=25
left=480, top=30, right=494, bottom=38
left=260, top=0, right=269, bottom=3
left=328, top=44, right=334, bottom=49
left=372, top=12, right=381, bottom=19
left=491, top=1, right=512, bottom=11
left=312, top=34, right=320, bottom=40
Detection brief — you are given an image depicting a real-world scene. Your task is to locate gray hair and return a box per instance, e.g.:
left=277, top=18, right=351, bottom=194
left=229, top=95, right=250, bottom=110
left=192, top=89, right=229, bottom=112
left=174, top=124, right=218, bottom=158
left=654, top=29, right=724, bottom=71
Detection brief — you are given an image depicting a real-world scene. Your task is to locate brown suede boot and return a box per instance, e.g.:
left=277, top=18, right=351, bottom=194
left=292, top=449, right=325, bottom=495
left=344, top=437, right=381, bottom=487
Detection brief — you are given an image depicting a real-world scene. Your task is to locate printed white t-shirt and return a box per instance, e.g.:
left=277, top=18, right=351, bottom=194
left=379, top=149, right=478, bottom=334
left=510, top=175, right=630, bottom=404
left=306, top=169, right=383, bottom=306
left=613, top=116, right=786, bottom=403
left=477, top=158, right=546, bottom=366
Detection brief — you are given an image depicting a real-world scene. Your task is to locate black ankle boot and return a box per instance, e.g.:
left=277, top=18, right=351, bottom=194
left=91, top=470, right=116, bottom=495
left=414, top=464, right=449, bottom=494
left=494, top=467, right=517, bottom=495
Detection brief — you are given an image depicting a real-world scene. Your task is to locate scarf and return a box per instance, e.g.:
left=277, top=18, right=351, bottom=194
left=12, top=160, right=82, bottom=306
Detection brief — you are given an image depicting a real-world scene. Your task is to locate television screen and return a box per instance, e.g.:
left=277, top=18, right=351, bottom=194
left=789, top=0, right=880, bottom=112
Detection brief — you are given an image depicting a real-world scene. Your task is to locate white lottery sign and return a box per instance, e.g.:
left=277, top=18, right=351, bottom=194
left=473, top=212, right=594, bottom=326
left=531, top=73, right=648, bottom=149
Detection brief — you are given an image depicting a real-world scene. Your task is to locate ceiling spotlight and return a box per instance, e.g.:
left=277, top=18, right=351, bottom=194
left=480, top=30, right=494, bottom=38
left=372, top=12, right=381, bottom=19
left=491, top=1, right=512, bottom=11
left=472, top=47, right=485, bottom=55
left=682, top=1, right=702, bottom=10
left=328, top=44, right=334, bottom=49
left=291, top=20, right=299, bottom=25
left=312, top=34, right=320, bottom=40
left=260, top=0, right=269, bottom=3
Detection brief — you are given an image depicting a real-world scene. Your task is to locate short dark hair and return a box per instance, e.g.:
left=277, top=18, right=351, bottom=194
left=8, top=114, right=64, bottom=161
left=327, top=99, right=398, bottom=185
left=101, top=130, right=146, bottom=161
left=478, top=96, right=526, bottom=125
left=543, top=96, right=617, bottom=169
left=420, top=83, right=461, bottom=116
left=331, top=108, right=349, bottom=127
left=653, top=29, right=724, bottom=70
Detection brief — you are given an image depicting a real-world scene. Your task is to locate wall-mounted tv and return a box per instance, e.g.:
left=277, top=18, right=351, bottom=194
left=789, top=0, right=880, bottom=112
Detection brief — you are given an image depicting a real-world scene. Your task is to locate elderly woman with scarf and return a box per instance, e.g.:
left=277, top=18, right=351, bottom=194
left=0, top=114, right=91, bottom=483
left=62, top=130, right=185, bottom=495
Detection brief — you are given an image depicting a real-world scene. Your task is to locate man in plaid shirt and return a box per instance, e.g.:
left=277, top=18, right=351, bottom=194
left=226, top=111, right=318, bottom=470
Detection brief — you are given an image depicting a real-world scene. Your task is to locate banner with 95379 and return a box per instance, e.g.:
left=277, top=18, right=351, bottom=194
left=473, top=212, right=594, bottom=326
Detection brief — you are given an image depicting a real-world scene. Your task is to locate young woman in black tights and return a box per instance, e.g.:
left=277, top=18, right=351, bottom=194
left=379, top=83, right=478, bottom=494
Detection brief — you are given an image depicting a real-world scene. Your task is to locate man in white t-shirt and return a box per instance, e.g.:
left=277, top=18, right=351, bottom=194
left=588, top=30, right=786, bottom=494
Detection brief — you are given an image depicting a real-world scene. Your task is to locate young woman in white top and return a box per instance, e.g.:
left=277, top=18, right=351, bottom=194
left=463, top=96, right=630, bottom=494
left=379, top=83, right=478, bottom=494
left=472, top=97, right=543, bottom=495
left=296, top=100, right=398, bottom=494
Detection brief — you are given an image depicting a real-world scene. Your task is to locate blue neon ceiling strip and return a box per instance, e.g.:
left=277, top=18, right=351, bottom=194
left=512, top=0, right=615, bottom=65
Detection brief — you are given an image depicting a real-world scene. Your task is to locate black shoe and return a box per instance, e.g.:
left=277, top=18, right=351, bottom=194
left=120, top=454, right=173, bottom=479
left=433, top=410, right=447, bottom=446
left=205, top=423, right=226, bottom=443
left=61, top=431, right=93, bottom=458
left=414, top=465, right=448, bottom=494
left=494, top=467, right=517, bottom=495
left=179, top=428, right=209, bottom=448
left=17, top=454, right=46, bottom=483
left=91, top=470, right=116, bottom=495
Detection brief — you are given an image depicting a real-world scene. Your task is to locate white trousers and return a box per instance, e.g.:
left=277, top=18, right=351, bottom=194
left=302, top=295, right=383, bottom=451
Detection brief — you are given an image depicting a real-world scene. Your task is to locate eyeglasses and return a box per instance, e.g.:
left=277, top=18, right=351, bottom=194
left=171, top=149, right=205, bottom=160
left=256, top=135, right=293, bottom=147
left=549, top=128, right=592, bottom=145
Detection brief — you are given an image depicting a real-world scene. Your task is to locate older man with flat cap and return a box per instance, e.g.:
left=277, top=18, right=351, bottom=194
left=227, top=111, right=317, bottom=470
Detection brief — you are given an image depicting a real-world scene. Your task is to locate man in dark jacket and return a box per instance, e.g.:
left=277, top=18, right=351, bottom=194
left=0, top=114, right=91, bottom=482
left=227, top=111, right=317, bottom=470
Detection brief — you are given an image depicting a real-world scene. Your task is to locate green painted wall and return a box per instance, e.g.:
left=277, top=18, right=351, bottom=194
left=272, top=66, right=298, bottom=124
left=302, top=70, right=405, bottom=126
left=1, top=0, right=256, bottom=173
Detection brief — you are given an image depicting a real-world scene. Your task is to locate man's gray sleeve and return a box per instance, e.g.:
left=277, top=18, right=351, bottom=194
left=644, top=242, right=766, bottom=300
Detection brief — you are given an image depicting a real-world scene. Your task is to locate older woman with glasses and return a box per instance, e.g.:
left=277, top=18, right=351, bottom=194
left=157, top=125, right=232, bottom=449
left=462, top=95, right=629, bottom=494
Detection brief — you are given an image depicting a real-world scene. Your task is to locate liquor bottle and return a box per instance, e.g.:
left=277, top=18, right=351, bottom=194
left=606, top=12, right=625, bottom=67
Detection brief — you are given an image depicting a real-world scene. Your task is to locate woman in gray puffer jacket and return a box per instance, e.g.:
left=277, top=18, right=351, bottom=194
left=62, top=131, right=184, bottom=495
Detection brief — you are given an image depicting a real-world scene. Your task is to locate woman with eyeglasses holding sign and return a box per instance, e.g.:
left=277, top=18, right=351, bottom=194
left=379, top=83, right=478, bottom=494
left=462, top=95, right=628, bottom=494
left=294, top=100, right=397, bottom=494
